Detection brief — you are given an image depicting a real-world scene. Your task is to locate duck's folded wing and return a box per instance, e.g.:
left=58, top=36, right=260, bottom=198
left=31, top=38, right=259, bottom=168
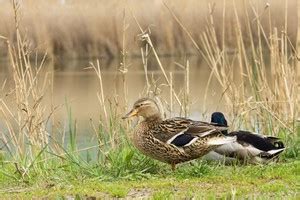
left=215, top=131, right=285, bottom=158
left=230, top=131, right=281, bottom=152
left=152, top=118, right=228, bottom=147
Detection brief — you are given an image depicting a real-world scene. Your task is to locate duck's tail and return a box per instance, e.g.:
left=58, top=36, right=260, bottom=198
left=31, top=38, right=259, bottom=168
left=259, top=148, right=285, bottom=159
left=207, top=136, right=236, bottom=146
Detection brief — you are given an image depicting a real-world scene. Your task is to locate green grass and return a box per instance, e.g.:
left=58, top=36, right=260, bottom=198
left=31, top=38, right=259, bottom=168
left=0, top=113, right=298, bottom=199
left=0, top=143, right=299, bottom=199
left=0, top=161, right=298, bottom=199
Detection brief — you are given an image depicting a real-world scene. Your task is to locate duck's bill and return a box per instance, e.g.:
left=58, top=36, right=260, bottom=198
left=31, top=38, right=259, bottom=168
left=122, top=109, right=138, bottom=119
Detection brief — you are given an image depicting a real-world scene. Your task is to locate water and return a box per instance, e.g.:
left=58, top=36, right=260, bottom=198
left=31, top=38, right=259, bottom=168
left=0, top=56, right=226, bottom=150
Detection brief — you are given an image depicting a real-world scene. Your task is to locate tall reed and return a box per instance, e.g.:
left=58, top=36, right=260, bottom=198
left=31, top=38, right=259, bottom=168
left=195, top=1, right=299, bottom=135
left=0, top=0, right=53, bottom=165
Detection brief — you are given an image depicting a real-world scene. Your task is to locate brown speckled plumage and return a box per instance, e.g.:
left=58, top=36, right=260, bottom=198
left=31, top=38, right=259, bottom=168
left=123, top=98, right=235, bottom=169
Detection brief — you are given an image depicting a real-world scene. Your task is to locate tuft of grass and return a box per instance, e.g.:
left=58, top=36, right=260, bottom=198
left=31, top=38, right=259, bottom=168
left=152, top=190, right=173, bottom=200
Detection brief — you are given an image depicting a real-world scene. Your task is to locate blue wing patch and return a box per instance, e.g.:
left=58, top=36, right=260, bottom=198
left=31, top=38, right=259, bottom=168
left=171, top=134, right=195, bottom=147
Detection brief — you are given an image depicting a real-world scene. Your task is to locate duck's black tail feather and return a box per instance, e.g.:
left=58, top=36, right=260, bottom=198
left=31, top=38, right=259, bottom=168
left=258, top=148, right=285, bottom=159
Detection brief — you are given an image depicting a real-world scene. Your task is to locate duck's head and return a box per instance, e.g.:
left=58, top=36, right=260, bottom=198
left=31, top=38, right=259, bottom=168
left=122, top=98, right=161, bottom=120
left=211, top=112, right=228, bottom=126
left=211, top=112, right=228, bottom=135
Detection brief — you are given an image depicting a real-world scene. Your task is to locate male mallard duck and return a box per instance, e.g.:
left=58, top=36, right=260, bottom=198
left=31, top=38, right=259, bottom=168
left=122, top=98, right=236, bottom=170
left=209, top=112, right=285, bottom=163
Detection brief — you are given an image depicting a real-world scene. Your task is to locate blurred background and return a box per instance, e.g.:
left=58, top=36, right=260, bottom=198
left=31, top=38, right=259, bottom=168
left=0, top=0, right=297, bottom=59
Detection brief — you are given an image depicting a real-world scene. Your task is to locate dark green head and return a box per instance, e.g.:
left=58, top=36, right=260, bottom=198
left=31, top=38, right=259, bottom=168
left=211, top=112, right=228, bottom=135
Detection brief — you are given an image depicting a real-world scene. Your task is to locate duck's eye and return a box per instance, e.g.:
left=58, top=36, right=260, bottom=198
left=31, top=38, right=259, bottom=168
left=135, top=103, right=147, bottom=108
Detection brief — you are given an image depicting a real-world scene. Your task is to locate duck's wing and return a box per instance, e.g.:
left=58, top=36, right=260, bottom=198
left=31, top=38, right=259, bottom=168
left=231, top=131, right=284, bottom=152
left=214, top=131, right=285, bottom=158
left=152, top=118, right=228, bottom=147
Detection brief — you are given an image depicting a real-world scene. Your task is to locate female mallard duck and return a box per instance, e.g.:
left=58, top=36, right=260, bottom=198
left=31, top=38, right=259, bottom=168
left=208, top=112, right=285, bottom=163
left=122, top=98, right=236, bottom=170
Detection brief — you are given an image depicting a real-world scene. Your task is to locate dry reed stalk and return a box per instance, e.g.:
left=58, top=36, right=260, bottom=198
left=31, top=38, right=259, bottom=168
left=85, top=67, right=108, bottom=150
left=174, top=60, right=191, bottom=117
left=184, top=60, right=190, bottom=117
left=131, top=9, right=185, bottom=114
left=139, top=33, right=183, bottom=109
left=86, top=60, right=128, bottom=150
left=0, top=0, right=53, bottom=159
left=87, top=60, right=108, bottom=123
left=119, top=8, right=129, bottom=108
left=169, top=72, right=173, bottom=117
left=141, top=44, right=151, bottom=94
left=162, top=2, right=207, bottom=62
